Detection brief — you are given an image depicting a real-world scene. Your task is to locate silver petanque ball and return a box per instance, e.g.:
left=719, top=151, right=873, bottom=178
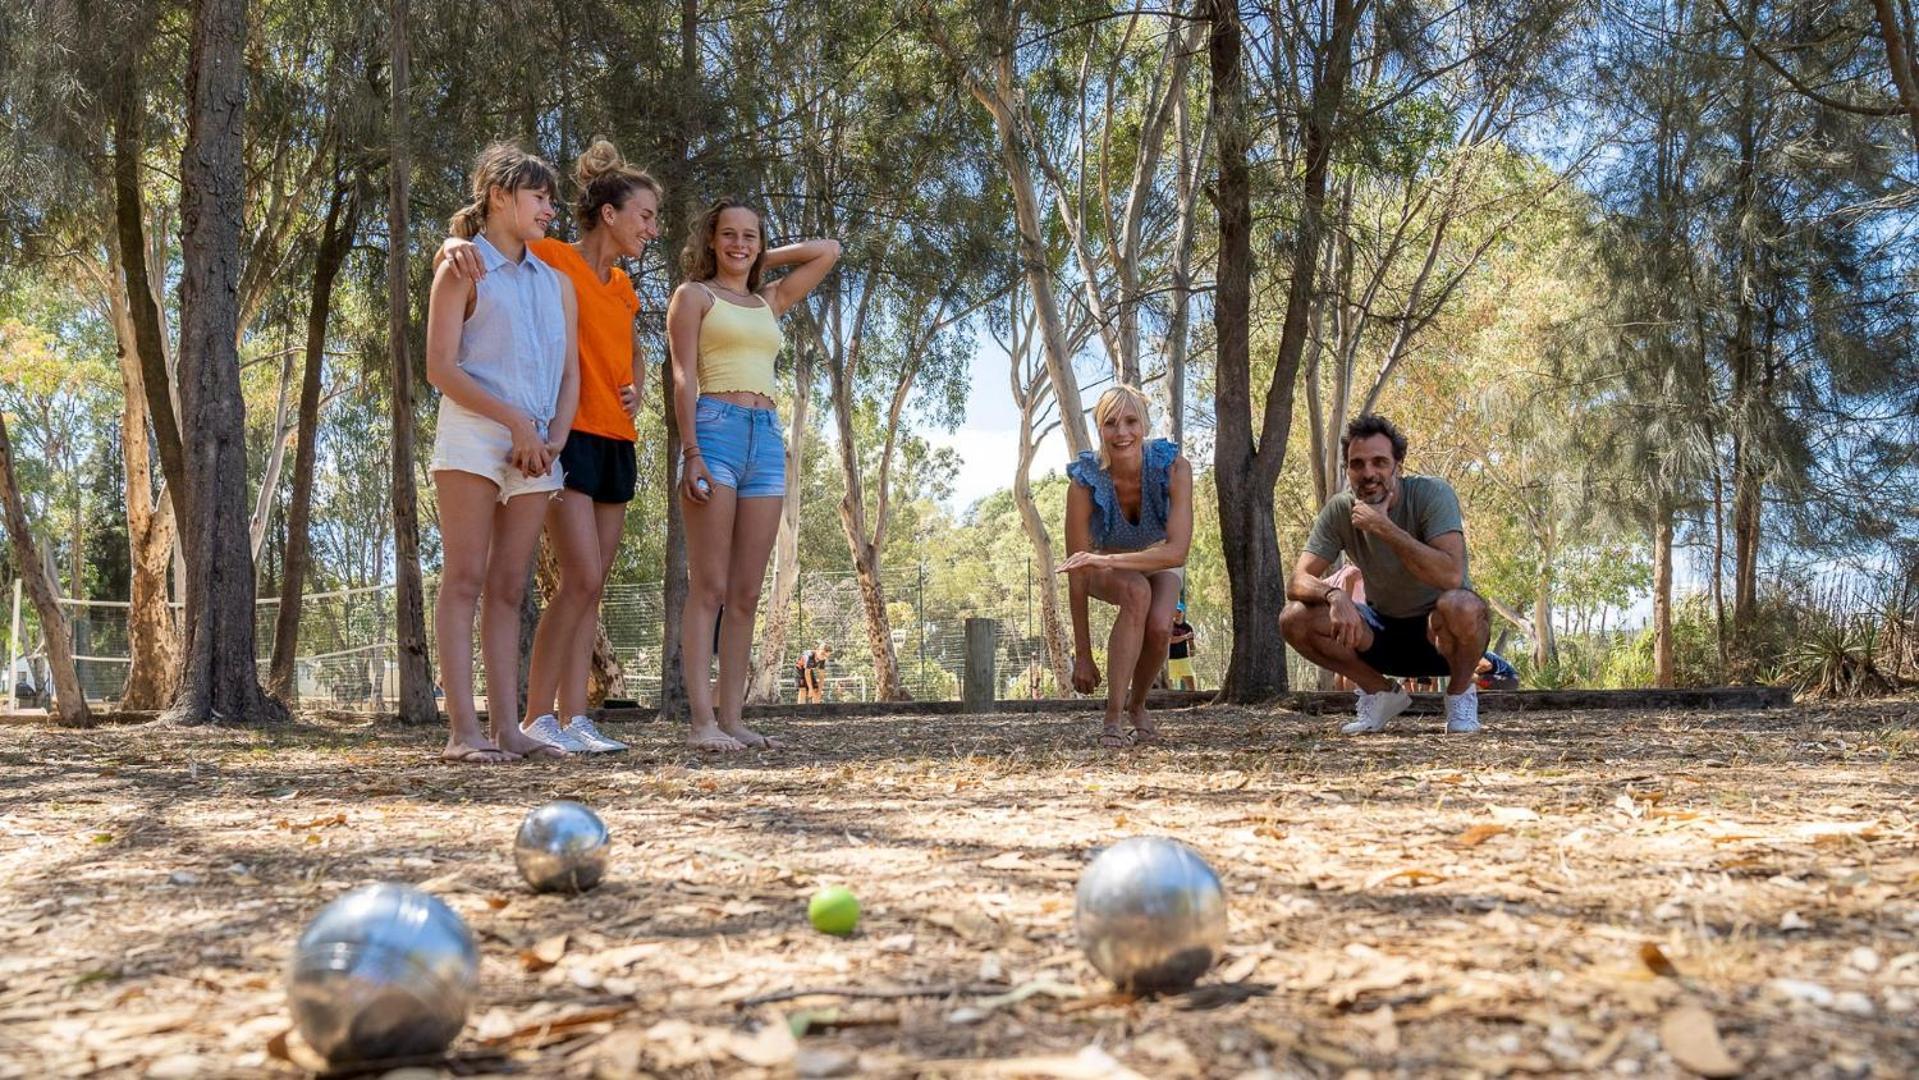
left=514, top=800, right=610, bottom=894
left=287, top=883, right=479, bottom=1066
left=1076, top=837, right=1228, bottom=994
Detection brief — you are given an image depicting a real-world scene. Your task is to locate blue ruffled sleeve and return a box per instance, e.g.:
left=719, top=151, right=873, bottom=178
left=1147, top=439, right=1179, bottom=473
left=1066, top=450, right=1102, bottom=489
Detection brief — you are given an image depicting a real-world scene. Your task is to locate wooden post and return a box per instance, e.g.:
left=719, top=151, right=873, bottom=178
left=7, top=579, right=19, bottom=712
left=963, top=617, right=997, bottom=713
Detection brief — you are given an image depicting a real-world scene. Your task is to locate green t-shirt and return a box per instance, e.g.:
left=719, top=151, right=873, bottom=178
left=1304, top=474, right=1468, bottom=619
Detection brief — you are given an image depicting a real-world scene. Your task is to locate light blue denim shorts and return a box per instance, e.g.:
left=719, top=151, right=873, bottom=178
left=689, top=396, right=785, bottom=499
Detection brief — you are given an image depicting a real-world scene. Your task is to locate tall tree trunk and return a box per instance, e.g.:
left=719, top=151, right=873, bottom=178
left=249, top=348, right=299, bottom=566
left=1209, top=0, right=1365, bottom=702
left=104, top=241, right=180, bottom=708
left=164, top=0, right=285, bottom=726
left=1726, top=0, right=1764, bottom=670
left=826, top=337, right=907, bottom=702
left=1165, top=81, right=1208, bottom=449
left=268, top=174, right=358, bottom=702
left=1014, top=419, right=1073, bottom=690
left=751, top=343, right=813, bottom=703
left=0, top=412, right=89, bottom=726
left=110, top=63, right=186, bottom=508
left=386, top=0, right=436, bottom=724
left=1653, top=506, right=1675, bottom=687
left=656, top=0, right=701, bottom=719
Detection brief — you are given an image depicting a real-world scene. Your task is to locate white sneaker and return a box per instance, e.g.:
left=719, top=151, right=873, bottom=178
left=523, top=714, right=588, bottom=754
left=563, top=715, right=628, bottom=753
left=1342, top=684, right=1411, bottom=734
left=1445, top=687, right=1482, bottom=734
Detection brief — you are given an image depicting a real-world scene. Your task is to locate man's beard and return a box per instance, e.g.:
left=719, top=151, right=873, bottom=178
left=1354, top=478, right=1392, bottom=505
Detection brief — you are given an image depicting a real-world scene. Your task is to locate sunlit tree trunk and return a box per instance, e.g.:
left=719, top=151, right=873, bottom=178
left=0, top=412, right=89, bottom=726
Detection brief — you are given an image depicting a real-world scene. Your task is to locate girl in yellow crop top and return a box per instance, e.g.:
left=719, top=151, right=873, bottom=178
left=666, top=197, right=840, bottom=753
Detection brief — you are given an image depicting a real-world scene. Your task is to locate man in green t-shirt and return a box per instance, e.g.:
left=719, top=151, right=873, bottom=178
left=1280, top=415, right=1491, bottom=734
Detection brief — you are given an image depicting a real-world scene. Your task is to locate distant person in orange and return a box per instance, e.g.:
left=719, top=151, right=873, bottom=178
left=440, top=139, right=660, bottom=755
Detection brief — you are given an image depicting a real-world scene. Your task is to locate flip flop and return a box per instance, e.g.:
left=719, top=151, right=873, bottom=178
left=1131, top=727, right=1167, bottom=747
left=1099, top=730, right=1135, bottom=749
left=515, top=742, right=569, bottom=761
left=441, top=745, right=516, bottom=764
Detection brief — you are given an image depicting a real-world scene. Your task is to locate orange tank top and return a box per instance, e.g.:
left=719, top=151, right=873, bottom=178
left=530, top=237, right=640, bottom=441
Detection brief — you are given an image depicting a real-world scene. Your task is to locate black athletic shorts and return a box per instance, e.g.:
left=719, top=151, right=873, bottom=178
left=1356, top=610, right=1451, bottom=679
left=560, top=431, right=637, bottom=504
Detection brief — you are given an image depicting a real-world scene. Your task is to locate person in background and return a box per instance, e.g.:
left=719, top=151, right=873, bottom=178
left=1168, top=605, right=1199, bottom=691
left=795, top=643, right=832, bottom=705
left=1476, top=650, right=1520, bottom=691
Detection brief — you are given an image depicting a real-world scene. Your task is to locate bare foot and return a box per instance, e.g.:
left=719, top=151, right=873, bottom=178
left=441, top=739, right=517, bottom=764
left=720, top=720, right=785, bottom=749
left=688, top=721, right=747, bottom=753
left=494, top=725, right=568, bottom=760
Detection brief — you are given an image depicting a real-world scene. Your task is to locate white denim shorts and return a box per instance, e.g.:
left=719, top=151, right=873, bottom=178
left=429, top=399, right=563, bottom=503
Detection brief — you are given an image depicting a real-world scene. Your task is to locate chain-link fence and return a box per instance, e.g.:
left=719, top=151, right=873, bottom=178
left=4, top=560, right=1256, bottom=709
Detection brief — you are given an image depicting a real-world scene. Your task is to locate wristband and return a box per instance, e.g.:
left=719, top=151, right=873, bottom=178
left=681, top=446, right=702, bottom=457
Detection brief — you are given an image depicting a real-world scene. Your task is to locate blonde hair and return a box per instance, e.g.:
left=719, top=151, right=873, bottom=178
left=448, top=142, right=559, bottom=240
left=1093, top=384, right=1154, bottom=469
left=680, top=196, right=766, bottom=292
left=573, top=137, right=662, bottom=233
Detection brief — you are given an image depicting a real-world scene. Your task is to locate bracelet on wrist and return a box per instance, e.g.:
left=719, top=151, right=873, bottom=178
left=682, top=446, right=702, bottom=457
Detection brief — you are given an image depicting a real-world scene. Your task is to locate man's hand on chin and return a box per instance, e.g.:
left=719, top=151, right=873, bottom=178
left=1351, top=492, right=1395, bottom=536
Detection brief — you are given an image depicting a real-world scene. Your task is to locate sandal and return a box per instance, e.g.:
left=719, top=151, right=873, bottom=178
left=1098, top=729, right=1135, bottom=749
left=1131, top=727, right=1167, bottom=747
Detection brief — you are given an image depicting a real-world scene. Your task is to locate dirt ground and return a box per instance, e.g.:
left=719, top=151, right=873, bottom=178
left=1, top=698, right=1916, bottom=1079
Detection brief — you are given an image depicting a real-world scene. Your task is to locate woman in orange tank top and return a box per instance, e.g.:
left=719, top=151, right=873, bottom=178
left=441, top=139, right=660, bottom=755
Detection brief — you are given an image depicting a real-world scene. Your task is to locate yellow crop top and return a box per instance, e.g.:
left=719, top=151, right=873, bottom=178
left=695, top=283, right=783, bottom=398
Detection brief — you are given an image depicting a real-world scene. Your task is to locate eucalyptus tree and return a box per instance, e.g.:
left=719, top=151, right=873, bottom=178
left=1207, top=0, right=1367, bottom=701
left=165, top=0, right=288, bottom=724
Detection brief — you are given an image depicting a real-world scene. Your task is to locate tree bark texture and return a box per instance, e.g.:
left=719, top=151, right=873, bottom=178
left=750, top=342, right=813, bottom=704
left=1210, top=0, right=1365, bottom=701
left=0, top=411, right=90, bottom=726
left=111, top=64, right=186, bottom=507
left=656, top=0, right=702, bottom=720
left=165, top=0, right=286, bottom=725
left=104, top=240, right=181, bottom=709
left=1653, top=506, right=1675, bottom=688
left=269, top=174, right=358, bottom=702
left=386, top=0, right=437, bottom=724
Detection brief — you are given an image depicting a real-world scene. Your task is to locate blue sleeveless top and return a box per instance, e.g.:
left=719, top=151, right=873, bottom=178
left=1067, top=438, right=1180, bottom=552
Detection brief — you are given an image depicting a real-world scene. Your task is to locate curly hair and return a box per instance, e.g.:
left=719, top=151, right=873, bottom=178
left=1340, top=414, right=1408, bottom=462
left=679, top=197, right=765, bottom=292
